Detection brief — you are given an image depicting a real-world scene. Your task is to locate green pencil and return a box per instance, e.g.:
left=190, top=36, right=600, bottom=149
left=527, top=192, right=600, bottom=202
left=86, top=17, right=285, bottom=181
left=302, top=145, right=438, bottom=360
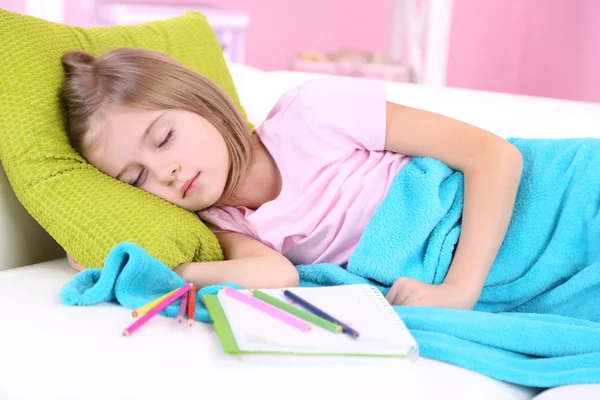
left=252, top=290, right=343, bottom=333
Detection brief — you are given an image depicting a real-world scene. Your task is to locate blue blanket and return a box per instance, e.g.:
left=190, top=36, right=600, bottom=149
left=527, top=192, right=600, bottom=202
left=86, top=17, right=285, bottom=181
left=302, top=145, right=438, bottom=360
left=60, top=137, right=600, bottom=388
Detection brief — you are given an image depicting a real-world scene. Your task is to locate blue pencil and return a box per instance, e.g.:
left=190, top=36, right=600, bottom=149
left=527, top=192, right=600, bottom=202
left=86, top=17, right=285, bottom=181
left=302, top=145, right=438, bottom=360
left=282, top=289, right=360, bottom=339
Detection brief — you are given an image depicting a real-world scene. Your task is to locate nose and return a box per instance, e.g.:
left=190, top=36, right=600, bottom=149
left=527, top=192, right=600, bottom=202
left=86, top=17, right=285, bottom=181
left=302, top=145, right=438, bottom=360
left=157, top=162, right=180, bottom=184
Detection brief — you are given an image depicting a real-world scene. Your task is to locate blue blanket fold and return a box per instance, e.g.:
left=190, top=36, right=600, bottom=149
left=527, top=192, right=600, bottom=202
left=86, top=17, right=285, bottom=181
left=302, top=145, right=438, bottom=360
left=60, top=242, right=239, bottom=321
left=60, top=137, right=600, bottom=388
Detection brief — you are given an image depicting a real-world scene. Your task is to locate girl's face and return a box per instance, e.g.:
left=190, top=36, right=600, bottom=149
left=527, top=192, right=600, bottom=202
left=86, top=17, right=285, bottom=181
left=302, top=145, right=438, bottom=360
left=85, top=105, right=230, bottom=212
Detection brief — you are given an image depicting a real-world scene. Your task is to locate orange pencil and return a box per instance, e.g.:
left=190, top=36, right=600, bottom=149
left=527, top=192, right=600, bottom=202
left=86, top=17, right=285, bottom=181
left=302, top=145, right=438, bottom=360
left=187, top=284, right=196, bottom=326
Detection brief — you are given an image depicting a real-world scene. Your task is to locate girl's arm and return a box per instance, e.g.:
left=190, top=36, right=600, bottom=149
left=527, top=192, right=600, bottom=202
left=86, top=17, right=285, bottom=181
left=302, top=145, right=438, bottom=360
left=174, top=230, right=299, bottom=289
left=384, top=102, right=523, bottom=308
left=67, top=229, right=297, bottom=289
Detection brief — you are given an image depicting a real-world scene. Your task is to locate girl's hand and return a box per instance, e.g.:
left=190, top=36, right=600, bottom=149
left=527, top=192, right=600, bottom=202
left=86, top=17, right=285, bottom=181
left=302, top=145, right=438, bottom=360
left=385, top=277, right=477, bottom=310
left=67, top=253, right=86, bottom=272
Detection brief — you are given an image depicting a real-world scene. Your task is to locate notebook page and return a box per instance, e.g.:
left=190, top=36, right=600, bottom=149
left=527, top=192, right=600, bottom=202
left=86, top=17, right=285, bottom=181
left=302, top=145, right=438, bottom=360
left=217, top=284, right=418, bottom=357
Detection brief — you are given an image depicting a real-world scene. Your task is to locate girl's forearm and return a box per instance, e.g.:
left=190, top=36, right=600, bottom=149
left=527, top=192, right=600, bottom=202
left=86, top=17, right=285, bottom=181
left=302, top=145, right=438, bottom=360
left=443, top=145, right=523, bottom=302
left=174, top=255, right=299, bottom=290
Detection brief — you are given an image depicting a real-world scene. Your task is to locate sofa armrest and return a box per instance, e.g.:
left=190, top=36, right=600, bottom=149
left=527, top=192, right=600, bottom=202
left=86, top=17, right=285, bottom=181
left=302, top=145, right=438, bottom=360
left=0, top=161, right=64, bottom=271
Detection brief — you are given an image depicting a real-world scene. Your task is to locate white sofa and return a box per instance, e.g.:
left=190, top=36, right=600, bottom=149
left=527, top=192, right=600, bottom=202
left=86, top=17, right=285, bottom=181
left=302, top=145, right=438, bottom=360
left=1, top=64, right=600, bottom=400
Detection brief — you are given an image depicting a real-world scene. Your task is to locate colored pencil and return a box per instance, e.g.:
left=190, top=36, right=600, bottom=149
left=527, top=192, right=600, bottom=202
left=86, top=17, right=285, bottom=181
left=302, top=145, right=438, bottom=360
left=223, top=287, right=311, bottom=332
left=132, top=288, right=179, bottom=317
left=252, top=290, right=342, bottom=333
left=123, top=283, right=192, bottom=337
left=282, top=289, right=360, bottom=339
left=187, top=284, right=197, bottom=327
left=177, top=292, right=188, bottom=323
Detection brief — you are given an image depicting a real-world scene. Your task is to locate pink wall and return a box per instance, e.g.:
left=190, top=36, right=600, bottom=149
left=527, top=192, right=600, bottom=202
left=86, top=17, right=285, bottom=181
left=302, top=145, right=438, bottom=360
left=186, top=0, right=390, bottom=72
left=60, top=0, right=390, bottom=72
left=2, top=0, right=600, bottom=103
left=447, top=0, right=600, bottom=103
left=1, top=0, right=23, bottom=13
left=1, top=0, right=390, bottom=72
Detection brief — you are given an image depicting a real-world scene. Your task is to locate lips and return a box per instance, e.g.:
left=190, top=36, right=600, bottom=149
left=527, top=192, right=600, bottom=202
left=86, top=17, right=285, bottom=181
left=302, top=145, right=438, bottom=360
left=181, top=173, right=199, bottom=198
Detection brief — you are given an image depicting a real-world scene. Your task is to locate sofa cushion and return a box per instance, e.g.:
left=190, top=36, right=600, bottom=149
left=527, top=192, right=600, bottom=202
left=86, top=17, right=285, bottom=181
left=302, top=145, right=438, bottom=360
left=0, top=260, right=538, bottom=400
left=0, top=10, right=252, bottom=268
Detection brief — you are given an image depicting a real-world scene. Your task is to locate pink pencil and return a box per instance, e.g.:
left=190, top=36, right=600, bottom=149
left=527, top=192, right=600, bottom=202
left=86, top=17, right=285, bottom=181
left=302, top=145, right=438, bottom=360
left=177, top=292, right=189, bottom=323
left=123, top=283, right=192, bottom=336
left=223, top=287, right=311, bottom=332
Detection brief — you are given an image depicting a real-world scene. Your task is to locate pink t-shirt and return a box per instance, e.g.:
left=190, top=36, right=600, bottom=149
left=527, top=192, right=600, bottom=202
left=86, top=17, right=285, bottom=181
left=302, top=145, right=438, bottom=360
left=199, top=77, right=411, bottom=266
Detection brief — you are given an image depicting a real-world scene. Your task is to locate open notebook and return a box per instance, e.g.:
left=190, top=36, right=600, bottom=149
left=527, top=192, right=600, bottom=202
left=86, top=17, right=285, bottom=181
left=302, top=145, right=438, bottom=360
left=204, top=284, right=418, bottom=358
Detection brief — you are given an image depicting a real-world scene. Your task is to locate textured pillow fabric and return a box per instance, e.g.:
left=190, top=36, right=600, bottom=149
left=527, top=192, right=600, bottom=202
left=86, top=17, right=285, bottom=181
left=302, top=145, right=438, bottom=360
left=0, top=10, right=249, bottom=268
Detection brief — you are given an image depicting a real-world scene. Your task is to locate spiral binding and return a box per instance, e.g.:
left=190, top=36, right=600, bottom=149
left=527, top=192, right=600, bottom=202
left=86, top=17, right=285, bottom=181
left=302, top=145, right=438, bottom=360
left=364, top=285, right=404, bottom=325
left=364, top=285, right=420, bottom=359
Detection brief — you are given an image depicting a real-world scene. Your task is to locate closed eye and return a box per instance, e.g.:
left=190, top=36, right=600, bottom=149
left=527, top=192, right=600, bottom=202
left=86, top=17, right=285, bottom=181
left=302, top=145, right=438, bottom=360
left=131, top=168, right=147, bottom=187
left=158, top=130, right=173, bottom=148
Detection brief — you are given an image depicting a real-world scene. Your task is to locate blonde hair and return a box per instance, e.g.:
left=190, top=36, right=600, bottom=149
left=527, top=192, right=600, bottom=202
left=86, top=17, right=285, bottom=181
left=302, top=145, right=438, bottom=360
left=60, top=48, right=253, bottom=200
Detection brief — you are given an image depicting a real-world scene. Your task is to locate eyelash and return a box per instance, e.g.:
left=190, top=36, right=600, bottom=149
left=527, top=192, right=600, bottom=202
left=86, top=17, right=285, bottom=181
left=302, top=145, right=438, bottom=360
left=131, top=169, right=146, bottom=187
left=158, top=130, right=173, bottom=148
left=131, top=130, right=173, bottom=187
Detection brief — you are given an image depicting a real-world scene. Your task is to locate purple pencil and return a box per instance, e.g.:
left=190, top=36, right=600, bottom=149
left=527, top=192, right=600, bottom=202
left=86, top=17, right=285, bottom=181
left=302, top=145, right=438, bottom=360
left=178, top=292, right=189, bottom=323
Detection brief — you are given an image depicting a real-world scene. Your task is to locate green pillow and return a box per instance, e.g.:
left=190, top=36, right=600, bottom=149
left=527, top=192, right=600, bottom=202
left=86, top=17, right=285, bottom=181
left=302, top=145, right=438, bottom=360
left=0, top=10, right=247, bottom=268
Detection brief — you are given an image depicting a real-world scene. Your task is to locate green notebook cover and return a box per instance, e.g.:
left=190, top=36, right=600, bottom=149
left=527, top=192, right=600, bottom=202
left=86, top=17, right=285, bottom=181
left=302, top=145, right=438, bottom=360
left=203, top=294, right=409, bottom=358
left=204, top=294, right=242, bottom=354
